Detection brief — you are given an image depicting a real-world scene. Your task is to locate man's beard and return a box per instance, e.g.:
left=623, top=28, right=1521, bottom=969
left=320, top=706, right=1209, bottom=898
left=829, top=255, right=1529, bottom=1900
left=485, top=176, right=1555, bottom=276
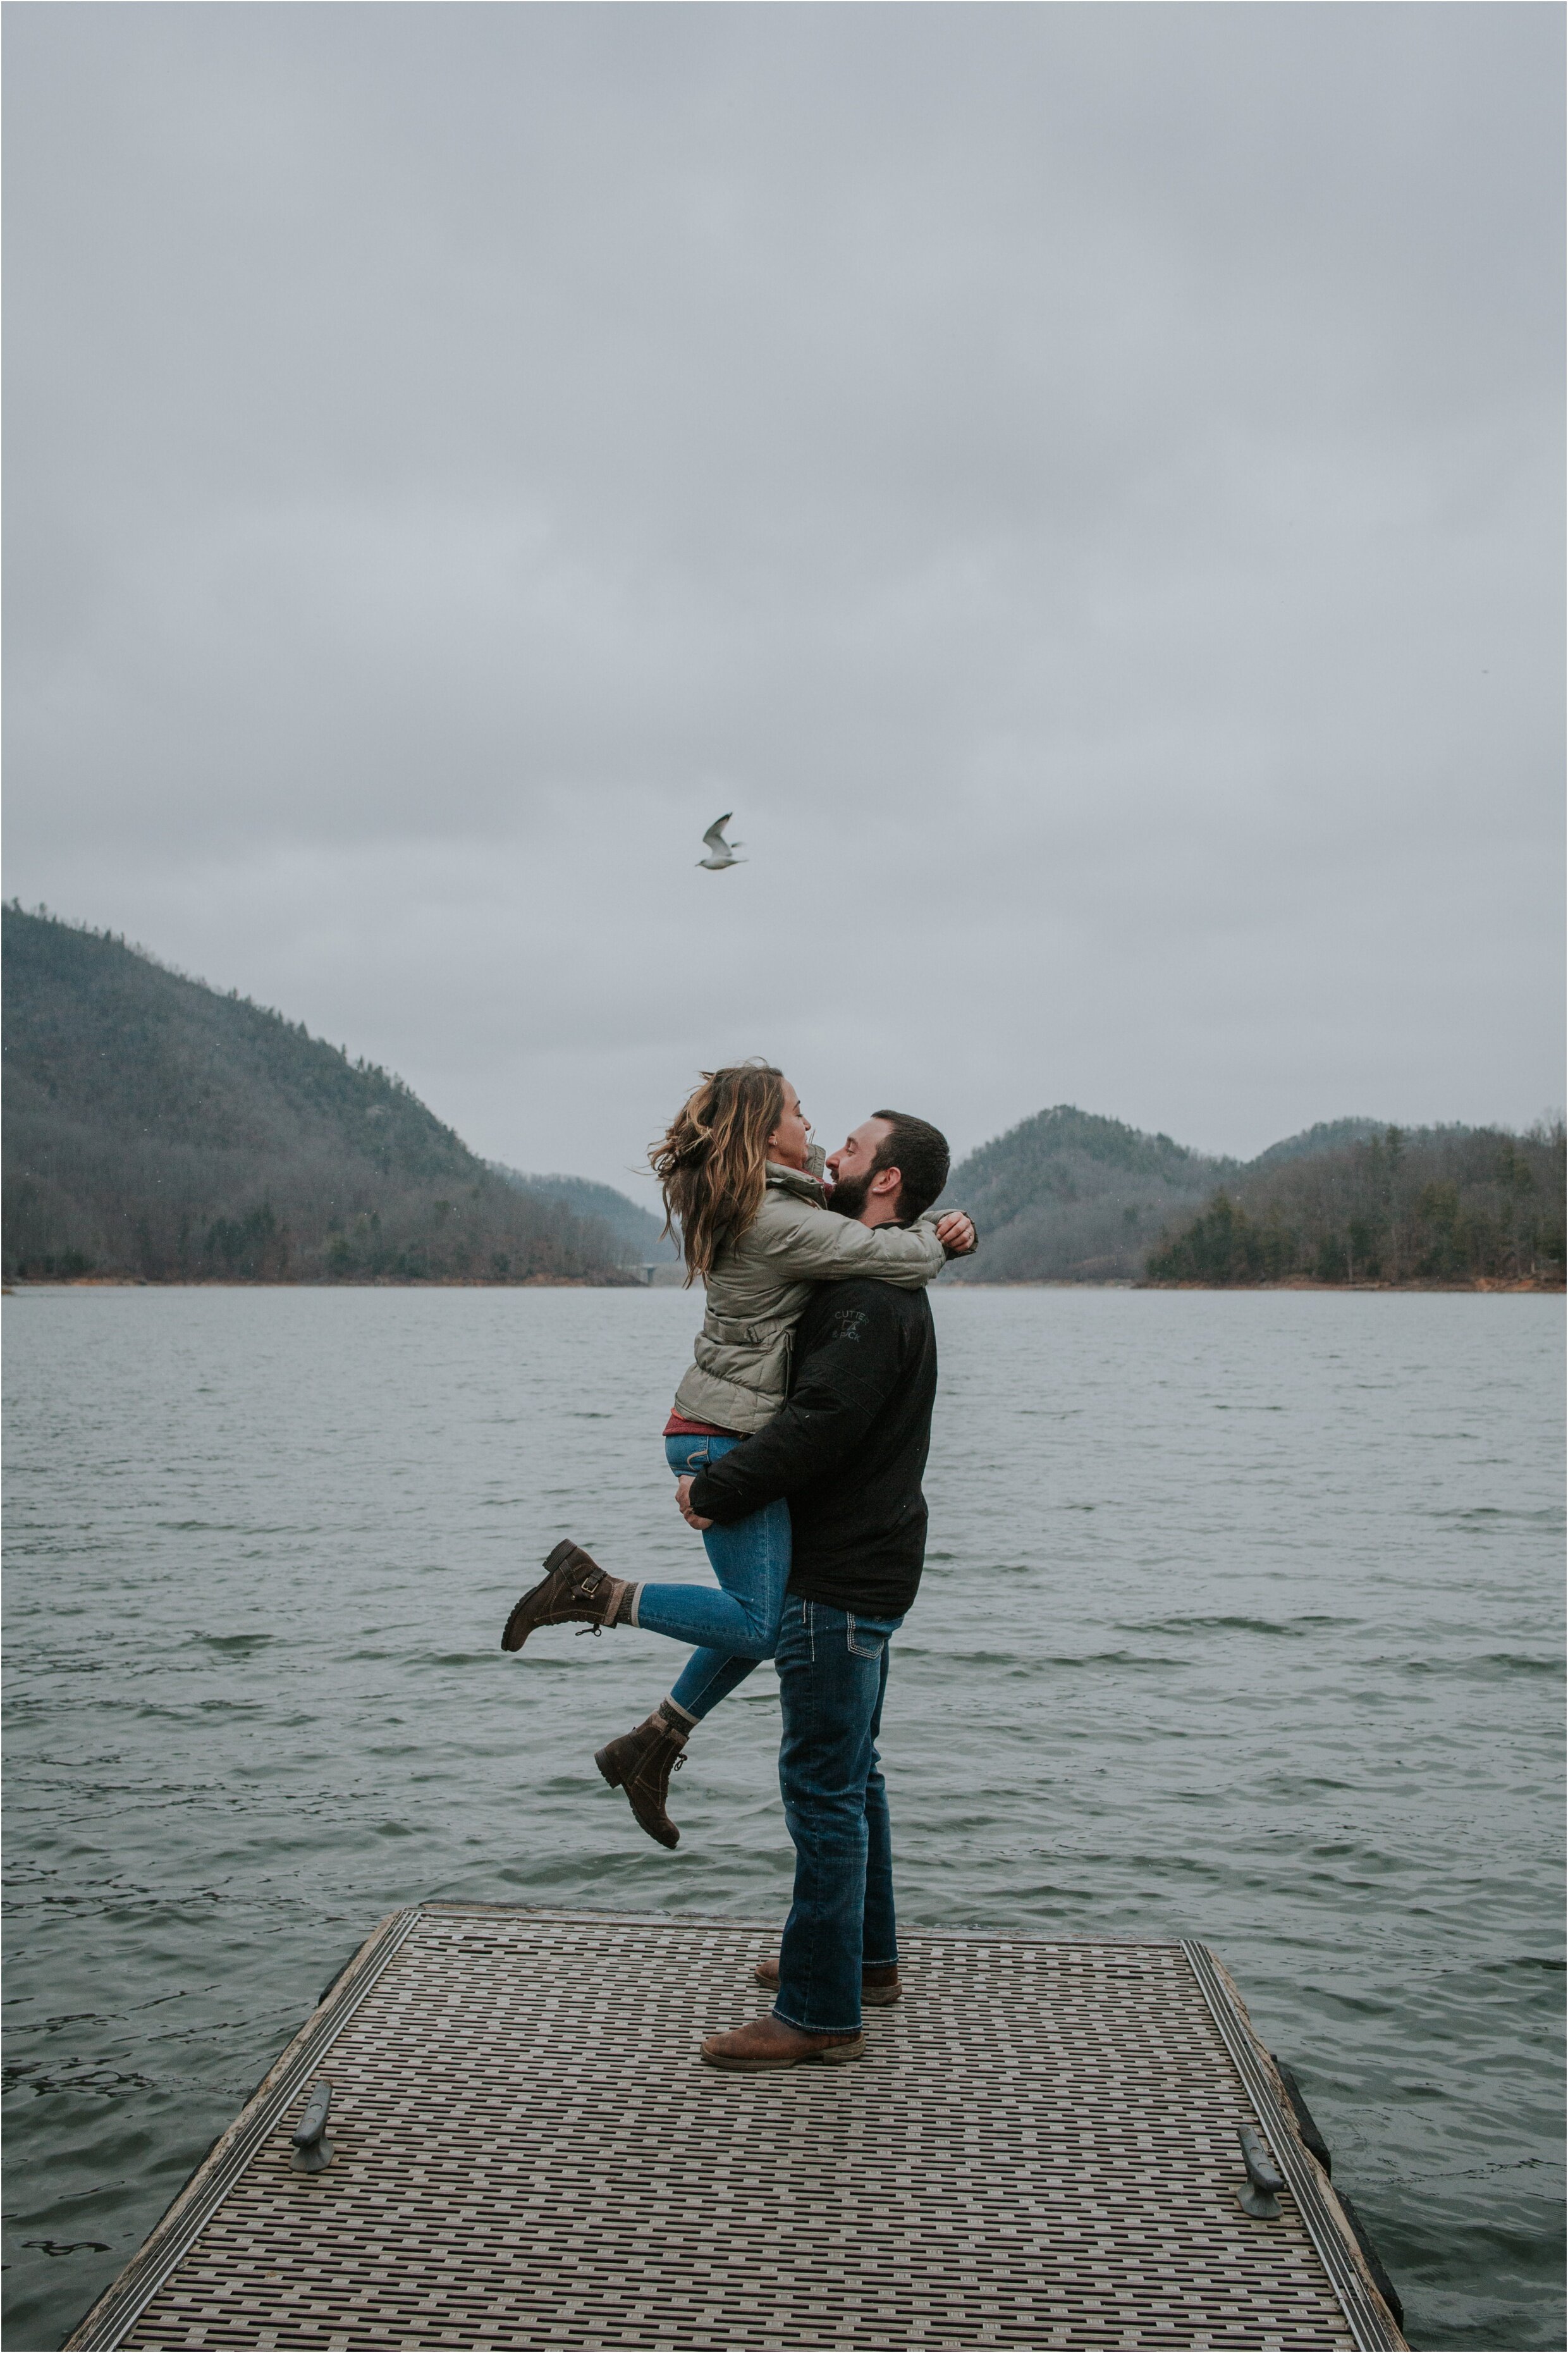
left=825, top=1170, right=873, bottom=1219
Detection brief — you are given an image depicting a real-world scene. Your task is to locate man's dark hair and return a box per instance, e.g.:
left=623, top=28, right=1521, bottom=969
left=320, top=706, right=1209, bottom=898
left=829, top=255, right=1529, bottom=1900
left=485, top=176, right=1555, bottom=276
left=871, top=1111, right=951, bottom=1222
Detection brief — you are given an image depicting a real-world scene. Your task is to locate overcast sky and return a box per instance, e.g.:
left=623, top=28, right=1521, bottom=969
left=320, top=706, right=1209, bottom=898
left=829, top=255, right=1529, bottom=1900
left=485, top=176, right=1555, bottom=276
left=6, top=4, right=1562, bottom=1195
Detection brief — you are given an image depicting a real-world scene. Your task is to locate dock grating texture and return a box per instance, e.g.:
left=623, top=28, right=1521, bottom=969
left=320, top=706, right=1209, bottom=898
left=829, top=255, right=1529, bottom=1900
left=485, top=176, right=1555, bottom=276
left=70, top=1907, right=1404, bottom=2350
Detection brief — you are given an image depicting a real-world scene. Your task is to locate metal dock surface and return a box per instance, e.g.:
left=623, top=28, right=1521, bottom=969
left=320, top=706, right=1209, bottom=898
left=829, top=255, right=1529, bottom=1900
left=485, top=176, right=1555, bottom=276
left=68, top=1905, right=1405, bottom=2351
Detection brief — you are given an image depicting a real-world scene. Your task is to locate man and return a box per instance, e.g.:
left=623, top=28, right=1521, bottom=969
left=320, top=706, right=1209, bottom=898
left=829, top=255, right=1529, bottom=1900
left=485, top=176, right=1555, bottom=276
left=676, top=1109, right=965, bottom=2070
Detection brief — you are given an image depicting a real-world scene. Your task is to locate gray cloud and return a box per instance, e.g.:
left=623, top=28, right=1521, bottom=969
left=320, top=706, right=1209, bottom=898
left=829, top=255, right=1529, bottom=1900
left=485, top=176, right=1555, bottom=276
left=6, top=3, right=1561, bottom=1189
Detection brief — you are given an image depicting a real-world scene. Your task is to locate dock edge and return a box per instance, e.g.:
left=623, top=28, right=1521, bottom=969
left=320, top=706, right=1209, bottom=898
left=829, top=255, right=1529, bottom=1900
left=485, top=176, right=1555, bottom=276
left=64, top=1904, right=423, bottom=2352
left=1182, top=1938, right=1406, bottom=2350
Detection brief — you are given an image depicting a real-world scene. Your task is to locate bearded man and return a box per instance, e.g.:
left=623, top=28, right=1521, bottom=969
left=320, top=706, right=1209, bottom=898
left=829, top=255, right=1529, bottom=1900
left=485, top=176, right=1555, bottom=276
left=675, top=1110, right=967, bottom=2070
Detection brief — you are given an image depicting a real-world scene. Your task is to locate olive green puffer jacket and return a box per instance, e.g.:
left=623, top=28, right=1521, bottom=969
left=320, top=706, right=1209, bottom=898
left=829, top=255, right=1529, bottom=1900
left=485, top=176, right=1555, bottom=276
left=671, top=1160, right=949, bottom=1434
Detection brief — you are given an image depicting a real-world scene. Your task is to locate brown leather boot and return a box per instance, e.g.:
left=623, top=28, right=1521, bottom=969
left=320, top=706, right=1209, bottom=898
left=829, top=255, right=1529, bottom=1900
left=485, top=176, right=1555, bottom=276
left=701, top=2015, right=865, bottom=2070
left=500, top=1540, right=636, bottom=1653
left=594, top=1702, right=691, bottom=1848
left=753, top=1956, right=902, bottom=2005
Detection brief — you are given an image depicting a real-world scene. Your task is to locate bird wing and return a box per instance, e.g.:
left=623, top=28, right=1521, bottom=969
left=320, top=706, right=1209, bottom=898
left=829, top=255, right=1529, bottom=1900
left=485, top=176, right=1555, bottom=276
left=701, top=813, right=733, bottom=851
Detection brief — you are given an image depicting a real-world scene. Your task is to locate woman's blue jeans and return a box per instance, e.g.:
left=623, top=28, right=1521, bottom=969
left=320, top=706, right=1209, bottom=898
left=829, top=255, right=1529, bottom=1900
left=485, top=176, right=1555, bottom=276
left=636, top=1435, right=790, bottom=1723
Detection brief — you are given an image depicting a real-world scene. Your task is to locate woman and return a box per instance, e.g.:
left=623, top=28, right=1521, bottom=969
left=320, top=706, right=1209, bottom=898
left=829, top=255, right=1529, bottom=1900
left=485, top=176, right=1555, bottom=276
left=499, top=1060, right=972, bottom=1844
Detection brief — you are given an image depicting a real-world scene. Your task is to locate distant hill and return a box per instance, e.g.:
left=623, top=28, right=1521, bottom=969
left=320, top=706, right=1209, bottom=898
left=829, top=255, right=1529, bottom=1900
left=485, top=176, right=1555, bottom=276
left=18, top=907, right=1548, bottom=1292
left=1247, top=1117, right=1386, bottom=1171
left=1145, top=1123, right=1565, bottom=1287
left=493, top=1169, right=680, bottom=1263
left=941, top=1102, right=1564, bottom=1286
left=3, top=907, right=630, bottom=1284
left=939, top=1105, right=1235, bottom=1282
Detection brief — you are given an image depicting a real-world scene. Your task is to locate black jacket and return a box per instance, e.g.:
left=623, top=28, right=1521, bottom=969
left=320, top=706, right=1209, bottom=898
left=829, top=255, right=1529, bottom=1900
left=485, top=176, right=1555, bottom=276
left=685, top=1275, right=938, bottom=1618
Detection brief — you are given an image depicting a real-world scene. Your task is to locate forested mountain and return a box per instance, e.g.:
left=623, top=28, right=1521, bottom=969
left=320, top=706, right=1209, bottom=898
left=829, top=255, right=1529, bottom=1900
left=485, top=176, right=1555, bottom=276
left=493, top=1168, right=679, bottom=1262
left=938, top=1102, right=1564, bottom=1287
left=3, top=908, right=630, bottom=1284
left=938, top=1105, right=1235, bottom=1281
left=1247, top=1117, right=1385, bottom=1170
left=1145, top=1124, right=1565, bottom=1287
left=13, top=907, right=1555, bottom=1291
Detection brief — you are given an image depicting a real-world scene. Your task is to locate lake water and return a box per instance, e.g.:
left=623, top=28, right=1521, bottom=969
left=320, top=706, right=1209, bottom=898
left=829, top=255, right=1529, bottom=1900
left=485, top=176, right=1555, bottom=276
left=3, top=1285, right=1562, bottom=2351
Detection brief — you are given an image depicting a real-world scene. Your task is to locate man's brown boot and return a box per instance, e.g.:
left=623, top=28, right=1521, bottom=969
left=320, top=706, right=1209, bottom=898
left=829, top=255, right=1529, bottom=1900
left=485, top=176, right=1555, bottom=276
left=753, top=1956, right=902, bottom=2005
left=594, top=1702, right=692, bottom=1848
left=500, top=1540, right=636, bottom=1653
left=701, top=2015, right=866, bottom=2070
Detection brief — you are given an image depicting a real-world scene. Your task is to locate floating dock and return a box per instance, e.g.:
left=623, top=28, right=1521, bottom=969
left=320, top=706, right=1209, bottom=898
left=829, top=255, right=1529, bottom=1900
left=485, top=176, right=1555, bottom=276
left=68, top=1906, right=1406, bottom=2350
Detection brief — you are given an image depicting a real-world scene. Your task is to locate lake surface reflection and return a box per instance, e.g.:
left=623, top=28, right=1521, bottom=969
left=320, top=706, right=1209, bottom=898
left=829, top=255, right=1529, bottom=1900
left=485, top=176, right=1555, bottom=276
left=4, top=1286, right=1562, bottom=2349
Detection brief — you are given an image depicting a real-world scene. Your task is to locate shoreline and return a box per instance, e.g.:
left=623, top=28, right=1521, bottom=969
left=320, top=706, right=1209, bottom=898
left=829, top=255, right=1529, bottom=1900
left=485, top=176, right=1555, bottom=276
left=1135, top=1275, right=1562, bottom=1294
left=7, top=1272, right=1560, bottom=1296
left=948, top=1274, right=1564, bottom=1294
left=2, top=1272, right=639, bottom=1291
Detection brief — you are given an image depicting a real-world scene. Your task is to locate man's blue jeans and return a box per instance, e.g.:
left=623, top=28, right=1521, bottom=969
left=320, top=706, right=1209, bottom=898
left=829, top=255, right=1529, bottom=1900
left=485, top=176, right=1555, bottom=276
left=771, top=1595, right=904, bottom=2036
left=635, top=1435, right=788, bottom=1722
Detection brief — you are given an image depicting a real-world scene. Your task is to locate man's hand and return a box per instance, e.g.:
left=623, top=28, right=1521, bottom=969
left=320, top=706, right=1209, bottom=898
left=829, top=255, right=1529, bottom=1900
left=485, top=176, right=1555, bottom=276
left=935, top=1210, right=976, bottom=1257
left=676, top=1473, right=713, bottom=1531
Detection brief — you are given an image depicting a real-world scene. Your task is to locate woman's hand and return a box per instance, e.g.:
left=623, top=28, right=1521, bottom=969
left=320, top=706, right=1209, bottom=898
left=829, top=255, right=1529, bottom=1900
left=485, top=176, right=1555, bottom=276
left=676, top=1474, right=713, bottom=1531
left=935, top=1211, right=976, bottom=1256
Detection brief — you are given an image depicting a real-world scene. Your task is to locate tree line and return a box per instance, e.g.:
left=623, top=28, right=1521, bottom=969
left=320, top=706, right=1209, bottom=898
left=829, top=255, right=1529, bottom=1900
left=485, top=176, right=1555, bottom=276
left=1144, top=1124, right=1565, bottom=1287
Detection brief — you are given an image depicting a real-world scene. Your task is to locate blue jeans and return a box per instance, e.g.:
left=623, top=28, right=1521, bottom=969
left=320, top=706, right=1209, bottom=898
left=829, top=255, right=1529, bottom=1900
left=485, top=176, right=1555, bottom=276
left=637, top=1436, right=791, bottom=1723
left=771, top=1596, right=903, bottom=2036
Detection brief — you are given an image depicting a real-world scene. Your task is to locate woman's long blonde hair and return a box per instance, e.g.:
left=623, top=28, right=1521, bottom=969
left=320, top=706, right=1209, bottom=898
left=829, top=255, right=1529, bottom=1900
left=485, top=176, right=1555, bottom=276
left=651, top=1061, right=787, bottom=1282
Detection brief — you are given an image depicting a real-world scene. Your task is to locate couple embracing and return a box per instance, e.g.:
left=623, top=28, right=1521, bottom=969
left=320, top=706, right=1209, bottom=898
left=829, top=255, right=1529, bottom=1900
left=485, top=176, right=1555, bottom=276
left=500, top=1060, right=976, bottom=2069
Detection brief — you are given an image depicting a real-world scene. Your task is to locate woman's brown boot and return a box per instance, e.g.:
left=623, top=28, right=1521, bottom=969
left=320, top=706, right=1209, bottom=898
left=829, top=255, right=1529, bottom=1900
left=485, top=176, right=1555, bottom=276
left=594, top=1702, right=692, bottom=1848
left=500, top=1540, right=637, bottom=1653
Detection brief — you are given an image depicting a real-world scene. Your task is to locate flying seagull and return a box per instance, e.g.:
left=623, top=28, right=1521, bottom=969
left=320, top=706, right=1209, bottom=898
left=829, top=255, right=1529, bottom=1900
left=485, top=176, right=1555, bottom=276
left=697, top=813, right=745, bottom=870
